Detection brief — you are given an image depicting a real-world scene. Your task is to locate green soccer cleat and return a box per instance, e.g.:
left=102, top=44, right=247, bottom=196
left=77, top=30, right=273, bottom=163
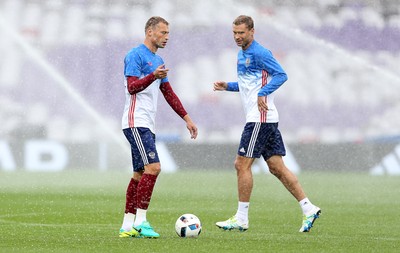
left=119, top=228, right=140, bottom=238
left=216, top=215, right=249, bottom=231
left=135, top=221, right=160, bottom=238
left=299, top=207, right=321, bottom=232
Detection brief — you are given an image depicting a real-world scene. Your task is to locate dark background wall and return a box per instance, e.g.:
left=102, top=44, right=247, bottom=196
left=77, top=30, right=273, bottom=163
left=1, top=140, right=398, bottom=173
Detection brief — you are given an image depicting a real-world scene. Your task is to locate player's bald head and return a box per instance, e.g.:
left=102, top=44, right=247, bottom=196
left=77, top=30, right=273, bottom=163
left=145, top=16, right=169, bottom=33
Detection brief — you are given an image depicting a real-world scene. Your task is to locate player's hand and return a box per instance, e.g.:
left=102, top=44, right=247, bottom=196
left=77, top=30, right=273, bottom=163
left=213, top=81, right=228, bottom=91
left=257, top=96, right=268, bottom=112
left=183, top=115, right=198, bottom=139
left=153, top=64, right=169, bottom=79
left=187, top=123, right=198, bottom=139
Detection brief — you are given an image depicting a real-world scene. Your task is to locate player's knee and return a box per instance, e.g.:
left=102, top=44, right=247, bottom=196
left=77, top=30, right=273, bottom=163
left=234, top=159, right=251, bottom=173
left=133, top=171, right=143, bottom=181
left=145, top=163, right=161, bottom=175
left=268, top=165, right=280, bottom=177
left=267, top=157, right=284, bottom=176
left=234, top=159, right=243, bottom=172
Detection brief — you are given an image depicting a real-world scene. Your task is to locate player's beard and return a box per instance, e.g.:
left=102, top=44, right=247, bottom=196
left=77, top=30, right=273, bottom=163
left=157, top=41, right=167, bottom=48
left=236, top=40, right=247, bottom=49
left=237, top=38, right=252, bottom=50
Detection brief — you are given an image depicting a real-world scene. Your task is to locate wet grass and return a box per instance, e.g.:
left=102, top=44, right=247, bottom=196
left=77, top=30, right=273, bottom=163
left=0, top=170, right=399, bottom=252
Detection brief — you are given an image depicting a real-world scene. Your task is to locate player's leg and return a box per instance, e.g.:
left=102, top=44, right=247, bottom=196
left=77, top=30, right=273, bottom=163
left=216, top=155, right=255, bottom=231
left=135, top=163, right=160, bottom=222
left=216, top=155, right=254, bottom=231
left=267, top=155, right=305, bottom=201
left=134, top=162, right=161, bottom=238
left=120, top=127, right=161, bottom=238
left=119, top=129, right=144, bottom=237
left=216, top=123, right=260, bottom=231
left=120, top=170, right=142, bottom=237
left=267, top=156, right=321, bottom=232
left=228, top=155, right=254, bottom=229
left=263, top=124, right=321, bottom=232
left=123, top=127, right=160, bottom=238
left=235, top=155, right=255, bottom=203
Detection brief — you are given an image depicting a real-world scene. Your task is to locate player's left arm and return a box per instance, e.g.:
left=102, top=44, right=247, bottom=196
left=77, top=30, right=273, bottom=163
left=160, top=82, right=198, bottom=139
left=257, top=50, right=288, bottom=97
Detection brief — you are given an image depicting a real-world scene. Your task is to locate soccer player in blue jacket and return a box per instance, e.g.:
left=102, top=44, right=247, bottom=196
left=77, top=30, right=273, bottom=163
left=214, top=15, right=321, bottom=232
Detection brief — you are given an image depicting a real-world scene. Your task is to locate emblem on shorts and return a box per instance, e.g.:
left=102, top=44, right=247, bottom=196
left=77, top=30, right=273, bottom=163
left=239, top=147, right=246, bottom=153
left=148, top=152, right=156, bottom=159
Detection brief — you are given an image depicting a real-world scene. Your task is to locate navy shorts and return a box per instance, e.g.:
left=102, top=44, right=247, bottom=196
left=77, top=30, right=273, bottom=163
left=123, top=127, right=160, bottom=172
left=238, top=122, right=286, bottom=160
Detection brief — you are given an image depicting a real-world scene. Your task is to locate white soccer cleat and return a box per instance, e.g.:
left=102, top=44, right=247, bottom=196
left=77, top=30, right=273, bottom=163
left=216, top=215, right=249, bottom=231
left=299, top=206, right=321, bottom=232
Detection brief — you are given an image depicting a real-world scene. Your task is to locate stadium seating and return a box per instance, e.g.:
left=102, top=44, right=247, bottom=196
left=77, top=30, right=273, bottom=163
left=0, top=0, right=399, bottom=143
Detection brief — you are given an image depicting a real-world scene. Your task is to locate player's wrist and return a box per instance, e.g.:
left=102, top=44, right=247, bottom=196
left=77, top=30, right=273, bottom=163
left=149, top=72, right=157, bottom=80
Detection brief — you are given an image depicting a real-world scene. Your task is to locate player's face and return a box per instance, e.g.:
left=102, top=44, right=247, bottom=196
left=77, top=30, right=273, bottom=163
left=149, top=23, right=169, bottom=49
left=232, top=23, right=254, bottom=50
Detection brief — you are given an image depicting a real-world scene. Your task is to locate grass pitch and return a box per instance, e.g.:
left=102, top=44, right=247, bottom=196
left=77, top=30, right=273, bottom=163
left=0, top=170, right=399, bottom=253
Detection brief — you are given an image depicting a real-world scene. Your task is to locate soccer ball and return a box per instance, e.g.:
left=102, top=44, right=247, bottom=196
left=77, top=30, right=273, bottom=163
left=175, top=213, right=202, bottom=238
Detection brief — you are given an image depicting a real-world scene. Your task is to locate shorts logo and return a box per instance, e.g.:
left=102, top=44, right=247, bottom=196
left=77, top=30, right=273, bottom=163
left=239, top=147, right=246, bottom=153
left=148, top=151, right=156, bottom=159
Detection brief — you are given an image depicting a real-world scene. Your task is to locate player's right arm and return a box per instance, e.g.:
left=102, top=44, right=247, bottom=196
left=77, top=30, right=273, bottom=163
left=126, top=64, right=169, bottom=94
left=213, top=81, right=239, bottom=92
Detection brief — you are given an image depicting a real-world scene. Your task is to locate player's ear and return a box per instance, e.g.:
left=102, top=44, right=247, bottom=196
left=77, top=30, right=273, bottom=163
left=147, top=28, right=154, bottom=37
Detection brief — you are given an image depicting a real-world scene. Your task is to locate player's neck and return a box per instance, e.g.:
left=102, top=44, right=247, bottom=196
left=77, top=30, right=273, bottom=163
left=242, top=39, right=254, bottom=51
left=143, top=40, right=158, bottom=54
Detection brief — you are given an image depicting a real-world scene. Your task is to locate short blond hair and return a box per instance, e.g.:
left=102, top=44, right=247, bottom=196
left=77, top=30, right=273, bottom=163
left=145, top=16, right=169, bottom=33
left=233, top=15, right=254, bottom=30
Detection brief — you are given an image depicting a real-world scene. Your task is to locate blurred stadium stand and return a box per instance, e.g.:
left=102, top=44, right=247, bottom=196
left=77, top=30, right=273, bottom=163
left=1, top=0, right=399, bottom=144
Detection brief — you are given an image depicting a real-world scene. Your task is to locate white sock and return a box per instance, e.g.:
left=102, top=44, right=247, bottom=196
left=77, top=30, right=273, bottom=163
left=299, top=198, right=315, bottom=215
left=121, top=213, right=135, bottom=231
left=134, top=208, right=147, bottom=227
left=235, top=202, right=249, bottom=223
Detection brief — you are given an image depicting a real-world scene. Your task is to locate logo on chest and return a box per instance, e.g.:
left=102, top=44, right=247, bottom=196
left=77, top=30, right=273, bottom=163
left=245, top=58, right=251, bottom=67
